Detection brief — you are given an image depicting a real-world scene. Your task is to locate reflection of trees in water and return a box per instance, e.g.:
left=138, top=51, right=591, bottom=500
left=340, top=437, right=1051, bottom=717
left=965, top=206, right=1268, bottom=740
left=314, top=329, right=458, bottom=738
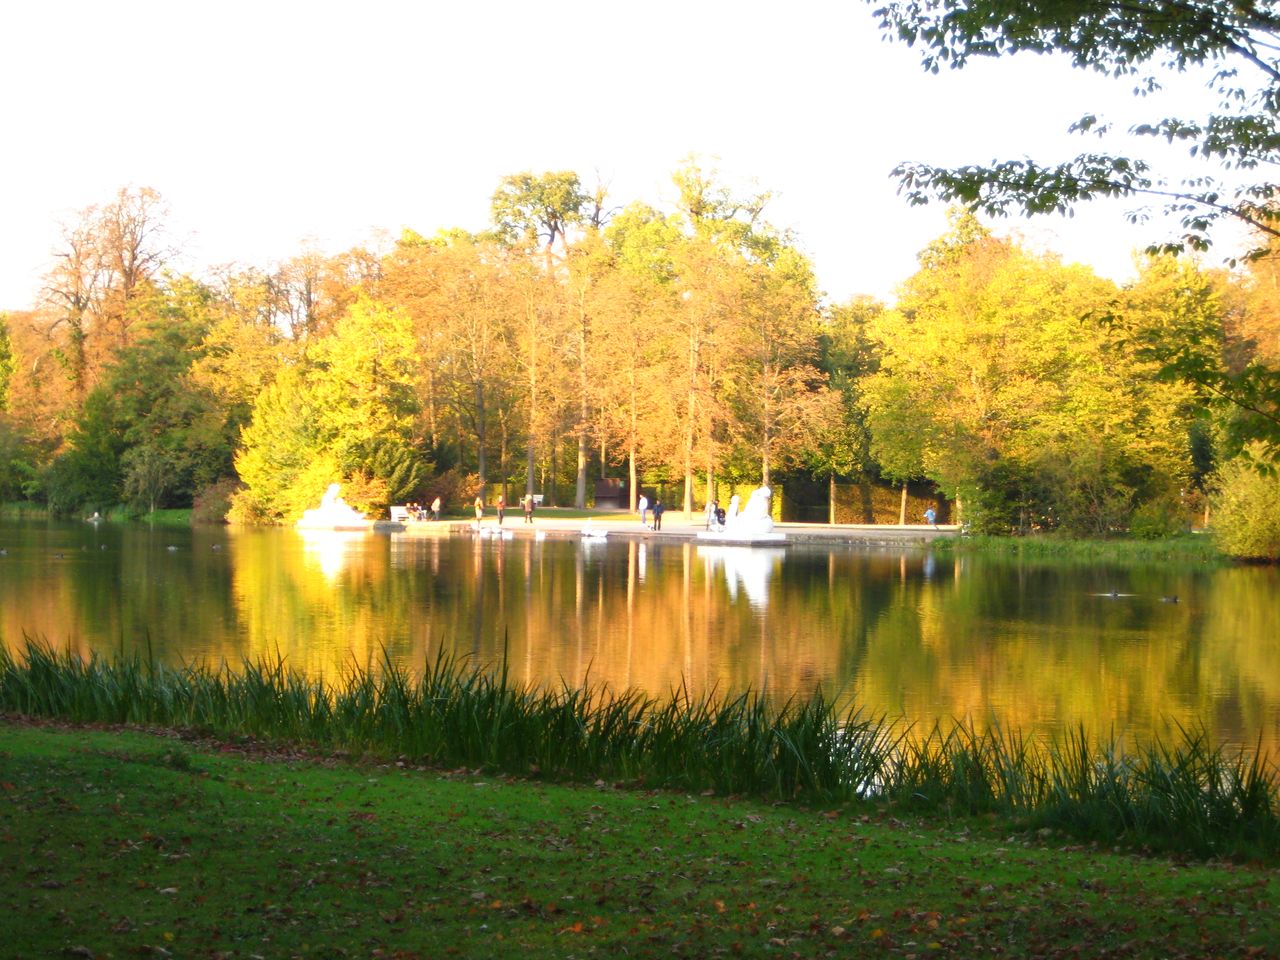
left=6, top=523, right=1279, bottom=753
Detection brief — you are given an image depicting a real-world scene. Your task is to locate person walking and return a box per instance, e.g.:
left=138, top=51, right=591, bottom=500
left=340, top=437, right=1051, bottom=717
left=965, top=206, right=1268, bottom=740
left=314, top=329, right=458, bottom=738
left=497, top=494, right=506, bottom=525
left=523, top=494, right=535, bottom=524
left=652, top=498, right=665, bottom=531
left=704, top=498, right=718, bottom=530
left=637, top=493, right=649, bottom=529
left=431, top=495, right=441, bottom=521
left=924, top=506, right=937, bottom=526
left=474, top=496, right=484, bottom=524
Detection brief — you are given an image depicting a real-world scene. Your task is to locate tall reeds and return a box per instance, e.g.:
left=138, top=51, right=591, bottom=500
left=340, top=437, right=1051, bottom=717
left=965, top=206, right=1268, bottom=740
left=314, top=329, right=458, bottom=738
left=1, top=638, right=1275, bottom=860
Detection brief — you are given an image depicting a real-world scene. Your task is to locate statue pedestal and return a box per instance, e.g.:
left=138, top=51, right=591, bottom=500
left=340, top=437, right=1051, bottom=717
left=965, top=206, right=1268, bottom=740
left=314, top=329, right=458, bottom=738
left=696, top=531, right=787, bottom=545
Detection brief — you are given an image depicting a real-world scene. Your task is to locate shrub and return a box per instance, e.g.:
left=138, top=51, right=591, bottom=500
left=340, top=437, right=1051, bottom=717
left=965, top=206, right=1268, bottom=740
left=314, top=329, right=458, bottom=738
left=1129, top=494, right=1188, bottom=539
left=1211, top=448, right=1280, bottom=560
left=424, top=465, right=482, bottom=515
left=192, top=477, right=241, bottom=525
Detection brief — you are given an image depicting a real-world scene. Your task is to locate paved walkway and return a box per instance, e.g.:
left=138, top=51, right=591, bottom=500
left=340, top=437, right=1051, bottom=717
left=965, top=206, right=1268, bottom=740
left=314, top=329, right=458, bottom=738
left=383, top=511, right=960, bottom=546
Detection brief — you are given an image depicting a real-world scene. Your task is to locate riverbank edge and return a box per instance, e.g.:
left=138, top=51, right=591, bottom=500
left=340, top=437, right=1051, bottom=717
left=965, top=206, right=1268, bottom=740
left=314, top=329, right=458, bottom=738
left=1, top=717, right=1276, bottom=960
left=5, top=500, right=1230, bottom=562
left=3, top=639, right=1276, bottom=863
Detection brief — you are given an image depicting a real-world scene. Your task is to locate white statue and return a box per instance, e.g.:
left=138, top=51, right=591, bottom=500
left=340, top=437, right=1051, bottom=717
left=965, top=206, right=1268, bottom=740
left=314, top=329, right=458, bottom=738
left=696, top=485, right=782, bottom=542
left=724, top=486, right=774, bottom=536
left=296, top=483, right=371, bottom=530
left=320, top=483, right=345, bottom=511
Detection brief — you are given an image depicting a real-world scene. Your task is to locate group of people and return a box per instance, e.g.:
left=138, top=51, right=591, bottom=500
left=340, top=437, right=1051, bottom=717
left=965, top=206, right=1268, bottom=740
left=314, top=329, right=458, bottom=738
left=636, top=494, right=666, bottom=530
left=406, top=497, right=442, bottom=521
left=473, top=493, right=537, bottom=525
left=704, top=498, right=727, bottom=531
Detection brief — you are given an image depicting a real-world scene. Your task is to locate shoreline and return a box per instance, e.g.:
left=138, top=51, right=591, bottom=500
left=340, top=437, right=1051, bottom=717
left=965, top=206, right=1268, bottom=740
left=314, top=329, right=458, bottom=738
left=377, top=513, right=963, bottom=547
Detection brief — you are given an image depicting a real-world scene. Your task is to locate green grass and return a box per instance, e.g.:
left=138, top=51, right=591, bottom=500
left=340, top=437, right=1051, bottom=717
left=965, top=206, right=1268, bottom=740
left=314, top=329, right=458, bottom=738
left=1, top=639, right=1277, bottom=863
left=1, top=721, right=1277, bottom=960
left=0, top=501, right=46, bottom=519
left=104, top=506, right=192, bottom=529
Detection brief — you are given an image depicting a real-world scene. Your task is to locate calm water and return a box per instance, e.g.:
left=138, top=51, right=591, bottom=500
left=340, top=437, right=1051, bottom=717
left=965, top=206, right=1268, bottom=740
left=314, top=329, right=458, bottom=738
left=2, top=519, right=1278, bottom=751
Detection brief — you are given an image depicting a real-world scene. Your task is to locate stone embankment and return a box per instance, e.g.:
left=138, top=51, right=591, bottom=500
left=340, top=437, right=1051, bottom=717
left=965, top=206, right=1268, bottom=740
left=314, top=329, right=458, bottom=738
left=377, top=512, right=960, bottom=546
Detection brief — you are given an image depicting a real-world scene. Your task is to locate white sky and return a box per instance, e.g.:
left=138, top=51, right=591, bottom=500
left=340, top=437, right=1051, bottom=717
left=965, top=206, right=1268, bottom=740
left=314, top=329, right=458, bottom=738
left=0, top=0, right=1249, bottom=312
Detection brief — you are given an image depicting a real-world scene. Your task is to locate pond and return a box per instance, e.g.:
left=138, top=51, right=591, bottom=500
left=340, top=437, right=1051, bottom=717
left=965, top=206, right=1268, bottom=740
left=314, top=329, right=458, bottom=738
left=1, top=519, right=1277, bottom=752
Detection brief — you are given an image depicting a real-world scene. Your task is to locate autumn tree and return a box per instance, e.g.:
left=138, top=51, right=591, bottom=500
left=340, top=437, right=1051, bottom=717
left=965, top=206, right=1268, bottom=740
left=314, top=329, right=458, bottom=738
left=597, top=204, right=683, bottom=509
left=38, top=186, right=172, bottom=399
left=809, top=297, right=882, bottom=523
left=414, top=237, right=519, bottom=487
left=491, top=171, right=601, bottom=506
left=724, top=247, right=834, bottom=487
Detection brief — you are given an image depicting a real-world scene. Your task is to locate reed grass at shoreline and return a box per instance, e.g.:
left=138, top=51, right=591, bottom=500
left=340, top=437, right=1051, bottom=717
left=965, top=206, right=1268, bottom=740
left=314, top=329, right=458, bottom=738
left=1, top=638, right=1275, bottom=862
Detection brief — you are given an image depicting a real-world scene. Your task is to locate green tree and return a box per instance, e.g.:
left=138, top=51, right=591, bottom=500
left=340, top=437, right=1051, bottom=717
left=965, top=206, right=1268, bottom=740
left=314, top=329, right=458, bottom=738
left=861, top=214, right=1199, bottom=533
left=233, top=297, right=424, bottom=522
left=870, top=0, right=1280, bottom=456
left=42, top=276, right=233, bottom=515
left=1211, top=445, right=1280, bottom=558
left=491, top=171, right=588, bottom=259
left=230, top=366, right=323, bottom=523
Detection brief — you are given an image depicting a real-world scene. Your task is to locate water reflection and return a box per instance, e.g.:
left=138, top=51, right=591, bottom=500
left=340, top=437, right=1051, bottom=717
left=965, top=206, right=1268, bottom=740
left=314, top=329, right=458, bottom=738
left=298, top=530, right=370, bottom=582
left=698, top=545, right=786, bottom=608
left=2, top=520, right=1278, bottom=753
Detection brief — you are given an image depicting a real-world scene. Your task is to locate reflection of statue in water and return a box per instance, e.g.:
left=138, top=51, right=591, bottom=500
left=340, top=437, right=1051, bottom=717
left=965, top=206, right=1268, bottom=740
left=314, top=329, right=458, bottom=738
left=701, top=545, right=785, bottom=608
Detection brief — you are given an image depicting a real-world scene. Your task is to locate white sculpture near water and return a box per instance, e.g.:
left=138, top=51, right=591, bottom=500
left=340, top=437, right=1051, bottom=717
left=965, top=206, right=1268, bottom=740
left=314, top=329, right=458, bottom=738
left=296, top=483, right=373, bottom=530
left=697, top=485, right=786, bottom=544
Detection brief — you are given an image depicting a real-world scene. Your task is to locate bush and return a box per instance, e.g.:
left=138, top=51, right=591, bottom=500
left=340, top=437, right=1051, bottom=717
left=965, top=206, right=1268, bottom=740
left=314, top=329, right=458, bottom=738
left=1211, top=448, right=1280, bottom=560
left=1129, top=494, right=1188, bottom=539
left=423, top=465, right=482, bottom=515
left=192, top=477, right=241, bottom=525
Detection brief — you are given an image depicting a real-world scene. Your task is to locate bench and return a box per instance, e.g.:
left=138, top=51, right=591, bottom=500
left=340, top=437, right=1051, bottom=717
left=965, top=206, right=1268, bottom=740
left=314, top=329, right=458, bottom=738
left=389, top=506, right=409, bottom=522
left=532, top=495, right=544, bottom=506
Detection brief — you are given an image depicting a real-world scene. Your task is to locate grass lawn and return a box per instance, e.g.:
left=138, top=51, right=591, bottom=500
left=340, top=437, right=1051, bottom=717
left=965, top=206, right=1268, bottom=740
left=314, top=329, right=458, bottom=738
left=2, top=720, right=1276, bottom=959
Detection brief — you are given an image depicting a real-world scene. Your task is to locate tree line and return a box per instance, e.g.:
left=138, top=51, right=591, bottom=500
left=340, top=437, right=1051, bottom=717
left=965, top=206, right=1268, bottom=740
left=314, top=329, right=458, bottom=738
left=1, top=163, right=1278, bottom=551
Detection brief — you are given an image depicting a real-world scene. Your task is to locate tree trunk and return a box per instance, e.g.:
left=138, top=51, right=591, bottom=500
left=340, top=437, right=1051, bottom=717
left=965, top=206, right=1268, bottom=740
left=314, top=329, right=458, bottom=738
left=629, top=366, right=639, bottom=511
left=829, top=474, right=836, bottom=525
left=575, top=431, right=588, bottom=509
left=898, top=480, right=908, bottom=525
left=427, top=370, right=438, bottom=449
left=574, top=295, right=589, bottom=509
left=474, top=381, right=487, bottom=486
left=683, top=387, right=696, bottom=518
left=499, top=413, right=509, bottom=504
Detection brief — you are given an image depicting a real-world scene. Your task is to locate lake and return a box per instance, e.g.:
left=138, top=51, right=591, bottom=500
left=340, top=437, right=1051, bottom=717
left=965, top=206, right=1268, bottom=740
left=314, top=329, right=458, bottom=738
left=1, top=519, right=1277, bottom=752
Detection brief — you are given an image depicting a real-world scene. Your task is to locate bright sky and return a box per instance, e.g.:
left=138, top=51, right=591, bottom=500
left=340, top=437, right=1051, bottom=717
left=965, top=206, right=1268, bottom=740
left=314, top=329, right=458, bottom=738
left=0, top=0, right=1246, bottom=312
